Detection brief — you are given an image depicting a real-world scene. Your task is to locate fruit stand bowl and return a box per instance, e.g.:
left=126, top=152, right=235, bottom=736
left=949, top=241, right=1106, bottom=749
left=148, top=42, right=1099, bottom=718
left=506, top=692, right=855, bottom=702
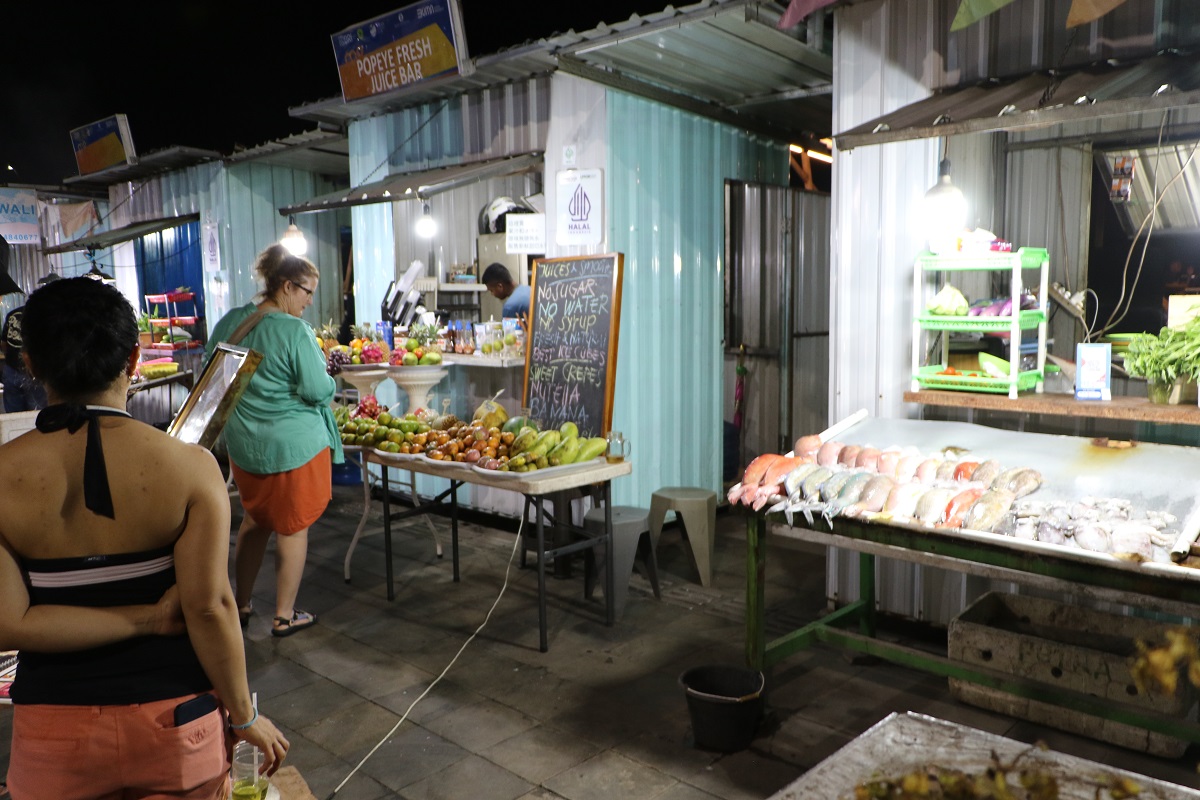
left=387, top=367, right=448, bottom=415
left=338, top=366, right=388, bottom=400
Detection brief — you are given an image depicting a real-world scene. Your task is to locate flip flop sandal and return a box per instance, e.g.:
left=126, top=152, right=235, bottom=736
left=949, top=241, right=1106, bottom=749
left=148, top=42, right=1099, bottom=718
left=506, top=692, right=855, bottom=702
left=238, top=603, right=254, bottom=629
left=272, top=610, right=317, bottom=638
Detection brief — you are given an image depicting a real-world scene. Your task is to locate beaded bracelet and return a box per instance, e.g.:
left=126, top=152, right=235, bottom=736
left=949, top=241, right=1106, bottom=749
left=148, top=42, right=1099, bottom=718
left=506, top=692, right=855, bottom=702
left=228, top=709, right=258, bottom=730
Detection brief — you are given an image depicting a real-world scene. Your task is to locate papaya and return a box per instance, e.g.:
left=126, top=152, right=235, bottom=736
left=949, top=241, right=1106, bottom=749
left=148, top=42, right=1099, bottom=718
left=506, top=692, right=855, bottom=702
left=559, top=421, right=579, bottom=439
left=501, top=416, right=531, bottom=435
left=576, top=437, right=608, bottom=463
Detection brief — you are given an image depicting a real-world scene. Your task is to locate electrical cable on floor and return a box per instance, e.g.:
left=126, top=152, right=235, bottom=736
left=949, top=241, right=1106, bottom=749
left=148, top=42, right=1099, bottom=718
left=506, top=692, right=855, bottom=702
left=323, top=514, right=527, bottom=800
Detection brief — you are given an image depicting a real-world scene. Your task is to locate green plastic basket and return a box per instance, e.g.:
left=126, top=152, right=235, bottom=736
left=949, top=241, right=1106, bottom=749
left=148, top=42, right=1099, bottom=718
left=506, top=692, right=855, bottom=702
left=916, top=309, right=1045, bottom=331
left=915, top=247, right=1049, bottom=271
left=914, top=364, right=1042, bottom=394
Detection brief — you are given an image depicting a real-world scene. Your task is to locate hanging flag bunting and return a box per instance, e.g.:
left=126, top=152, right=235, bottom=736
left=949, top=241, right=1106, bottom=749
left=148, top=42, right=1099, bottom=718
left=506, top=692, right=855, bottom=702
left=1067, top=0, right=1130, bottom=27
left=778, top=0, right=839, bottom=30
left=950, top=0, right=1018, bottom=32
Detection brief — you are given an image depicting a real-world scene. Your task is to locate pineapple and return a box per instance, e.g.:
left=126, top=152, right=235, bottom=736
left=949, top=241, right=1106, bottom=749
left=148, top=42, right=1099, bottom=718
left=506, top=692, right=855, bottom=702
left=317, top=319, right=340, bottom=354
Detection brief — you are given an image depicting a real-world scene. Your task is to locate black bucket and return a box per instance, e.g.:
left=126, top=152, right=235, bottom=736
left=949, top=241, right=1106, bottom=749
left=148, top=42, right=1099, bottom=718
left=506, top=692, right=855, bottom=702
left=679, top=665, right=765, bottom=752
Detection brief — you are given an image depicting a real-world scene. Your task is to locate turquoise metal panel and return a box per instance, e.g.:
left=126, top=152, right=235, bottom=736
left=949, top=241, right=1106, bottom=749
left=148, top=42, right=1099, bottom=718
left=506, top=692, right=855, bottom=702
left=606, top=90, right=787, bottom=510
left=219, top=163, right=341, bottom=328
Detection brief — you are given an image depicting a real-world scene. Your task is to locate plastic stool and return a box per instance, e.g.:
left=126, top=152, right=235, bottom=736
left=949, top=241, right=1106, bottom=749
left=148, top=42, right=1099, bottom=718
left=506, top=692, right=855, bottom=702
left=649, top=487, right=718, bottom=587
left=582, top=506, right=662, bottom=619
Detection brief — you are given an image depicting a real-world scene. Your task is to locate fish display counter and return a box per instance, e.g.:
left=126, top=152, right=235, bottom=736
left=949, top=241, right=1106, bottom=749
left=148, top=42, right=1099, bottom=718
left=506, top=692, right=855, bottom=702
left=742, top=416, right=1200, bottom=743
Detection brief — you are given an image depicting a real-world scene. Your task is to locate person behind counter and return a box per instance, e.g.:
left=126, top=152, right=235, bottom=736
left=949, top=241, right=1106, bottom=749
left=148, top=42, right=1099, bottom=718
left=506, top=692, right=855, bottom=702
left=206, top=244, right=343, bottom=638
left=0, top=277, right=288, bottom=798
left=482, top=262, right=531, bottom=320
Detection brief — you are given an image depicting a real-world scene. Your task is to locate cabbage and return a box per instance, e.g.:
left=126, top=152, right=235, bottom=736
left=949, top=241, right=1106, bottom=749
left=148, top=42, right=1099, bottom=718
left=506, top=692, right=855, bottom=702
left=927, top=284, right=969, bottom=316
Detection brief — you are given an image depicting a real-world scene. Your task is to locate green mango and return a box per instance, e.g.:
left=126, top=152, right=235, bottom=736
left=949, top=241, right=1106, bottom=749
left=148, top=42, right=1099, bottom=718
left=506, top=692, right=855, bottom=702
left=559, top=421, right=579, bottom=439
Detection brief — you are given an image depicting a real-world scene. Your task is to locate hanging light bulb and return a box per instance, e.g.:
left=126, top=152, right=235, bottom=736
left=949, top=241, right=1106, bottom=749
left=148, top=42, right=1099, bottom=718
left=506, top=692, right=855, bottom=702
left=280, top=215, right=308, bottom=256
left=924, top=158, right=967, bottom=255
left=415, top=203, right=437, bottom=239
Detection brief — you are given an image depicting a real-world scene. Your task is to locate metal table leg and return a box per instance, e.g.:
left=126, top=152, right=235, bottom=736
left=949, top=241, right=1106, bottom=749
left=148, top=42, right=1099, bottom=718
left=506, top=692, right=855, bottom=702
left=535, top=494, right=548, bottom=652
left=746, top=514, right=766, bottom=669
left=343, top=450, right=373, bottom=582
left=382, top=465, right=394, bottom=601
left=604, top=482, right=614, bottom=627
left=450, top=479, right=461, bottom=582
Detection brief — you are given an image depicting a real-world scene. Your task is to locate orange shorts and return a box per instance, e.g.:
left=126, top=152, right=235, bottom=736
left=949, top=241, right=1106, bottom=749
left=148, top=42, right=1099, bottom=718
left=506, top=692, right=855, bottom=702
left=232, top=449, right=332, bottom=535
left=7, top=692, right=229, bottom=800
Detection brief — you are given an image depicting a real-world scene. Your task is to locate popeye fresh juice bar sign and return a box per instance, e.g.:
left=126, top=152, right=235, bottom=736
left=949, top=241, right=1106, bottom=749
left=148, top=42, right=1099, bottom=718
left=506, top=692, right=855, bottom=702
left=332, top=1, right=470, bottom=102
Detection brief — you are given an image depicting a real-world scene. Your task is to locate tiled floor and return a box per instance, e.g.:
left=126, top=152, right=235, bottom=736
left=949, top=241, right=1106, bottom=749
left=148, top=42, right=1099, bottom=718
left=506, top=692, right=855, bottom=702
left=4, top=479, right=1200, bottom=799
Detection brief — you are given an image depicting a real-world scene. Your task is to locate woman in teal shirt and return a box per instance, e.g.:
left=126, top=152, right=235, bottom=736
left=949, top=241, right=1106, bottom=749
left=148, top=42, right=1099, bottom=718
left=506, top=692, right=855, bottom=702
left=206, top=244, right=343, bottom=637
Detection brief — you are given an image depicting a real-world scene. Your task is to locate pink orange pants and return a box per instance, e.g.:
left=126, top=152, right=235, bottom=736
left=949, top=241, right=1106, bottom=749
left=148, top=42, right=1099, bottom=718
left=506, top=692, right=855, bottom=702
left=7, top=693, right=229, bottom=800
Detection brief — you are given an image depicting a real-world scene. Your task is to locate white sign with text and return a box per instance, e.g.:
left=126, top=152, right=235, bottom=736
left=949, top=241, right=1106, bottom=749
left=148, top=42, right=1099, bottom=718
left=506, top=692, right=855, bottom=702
left=555, top=169, right=602, bottom=247
left=506, top=213, right=546, bottom=254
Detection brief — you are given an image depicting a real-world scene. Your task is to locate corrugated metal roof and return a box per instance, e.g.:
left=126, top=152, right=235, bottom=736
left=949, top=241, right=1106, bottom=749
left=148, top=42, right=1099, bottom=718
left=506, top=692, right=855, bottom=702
left=62, top=147, right=222, bottom=187
left=279, top=152, right=543, bottom=216
left=224, top=129, right=351, bottom=180
left=837, top=50, right=1200, bottom=150
left=291, top=0, right=833, bottom=145
left=41, top=213, right=200, bottom=255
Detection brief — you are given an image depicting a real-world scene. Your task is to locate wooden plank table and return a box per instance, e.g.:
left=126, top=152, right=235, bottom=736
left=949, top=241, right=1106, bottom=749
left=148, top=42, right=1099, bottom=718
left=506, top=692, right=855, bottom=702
left=362, top=451, right=633, bottom=651
left=905, top=389, right=1200, bottom=426
left=767, top=711, right=1200, bottom=799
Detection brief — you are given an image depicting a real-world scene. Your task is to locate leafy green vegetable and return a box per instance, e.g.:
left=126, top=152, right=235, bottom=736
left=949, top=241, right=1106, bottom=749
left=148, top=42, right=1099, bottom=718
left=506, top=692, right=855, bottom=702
left=927, top=284, right=969, bottom=316
left=1121, top=319, right=1200, bottom=386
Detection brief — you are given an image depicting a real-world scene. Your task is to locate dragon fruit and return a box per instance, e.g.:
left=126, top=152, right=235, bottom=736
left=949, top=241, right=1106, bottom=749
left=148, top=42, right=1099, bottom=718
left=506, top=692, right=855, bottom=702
left=352, top=395, right=382, bottom=420
left=361, top=341, right=385, bottom=364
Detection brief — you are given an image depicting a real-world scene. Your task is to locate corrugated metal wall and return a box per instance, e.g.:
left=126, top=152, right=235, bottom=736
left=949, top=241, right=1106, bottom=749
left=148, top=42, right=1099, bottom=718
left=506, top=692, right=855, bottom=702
left=606, top=90, right=788, bottom=509
left=98, top=162, right=342, bottom=333
left=724, top=183, right=831, bottom=463
left=830, top=0, right=1200, bottom=624
left=218, top=164, right=342, bottom=328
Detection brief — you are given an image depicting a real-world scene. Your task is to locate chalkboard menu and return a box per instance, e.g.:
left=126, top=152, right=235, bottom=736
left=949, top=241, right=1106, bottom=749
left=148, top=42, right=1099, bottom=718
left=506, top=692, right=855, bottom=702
left=522, top=254, right=623, bottom=439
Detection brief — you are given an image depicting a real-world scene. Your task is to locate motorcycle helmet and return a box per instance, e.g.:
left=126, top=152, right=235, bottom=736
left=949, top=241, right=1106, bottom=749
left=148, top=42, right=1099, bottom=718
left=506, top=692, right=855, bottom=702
left=478, top=196, right=536, bottom=235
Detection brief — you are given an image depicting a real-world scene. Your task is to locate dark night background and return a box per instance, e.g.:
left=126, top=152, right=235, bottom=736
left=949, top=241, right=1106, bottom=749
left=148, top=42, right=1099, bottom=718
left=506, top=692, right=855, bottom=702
left=1, top=2, right=671, bottom=186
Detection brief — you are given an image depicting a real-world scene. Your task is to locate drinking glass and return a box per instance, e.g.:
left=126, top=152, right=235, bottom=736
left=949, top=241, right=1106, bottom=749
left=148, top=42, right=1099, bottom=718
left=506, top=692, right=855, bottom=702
left=604, top=431, right=631, bottom=463
left=231, top=741, right=268, bottom=800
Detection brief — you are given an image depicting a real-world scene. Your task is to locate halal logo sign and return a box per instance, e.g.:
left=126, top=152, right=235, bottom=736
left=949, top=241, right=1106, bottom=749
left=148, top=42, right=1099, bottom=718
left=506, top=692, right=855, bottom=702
left=568, top=183, right=591, bottom=224
left=556, top=168, right=603, bottom=246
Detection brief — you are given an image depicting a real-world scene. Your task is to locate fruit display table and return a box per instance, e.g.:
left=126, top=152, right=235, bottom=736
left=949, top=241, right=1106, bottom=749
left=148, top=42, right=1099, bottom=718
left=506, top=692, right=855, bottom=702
left=360, top=450, right=633, bottom=652
left=767, top=711, right=1198, bottom=799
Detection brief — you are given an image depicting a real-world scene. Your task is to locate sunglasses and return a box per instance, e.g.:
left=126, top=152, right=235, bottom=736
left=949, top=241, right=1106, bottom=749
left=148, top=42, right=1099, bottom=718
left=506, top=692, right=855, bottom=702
left=291, top=281, right=315, bottom=297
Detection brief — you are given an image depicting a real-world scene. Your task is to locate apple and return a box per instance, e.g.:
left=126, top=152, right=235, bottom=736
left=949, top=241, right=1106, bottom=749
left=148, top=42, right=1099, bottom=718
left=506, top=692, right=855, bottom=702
left=413, top=347, right=425, bottom=360
left=402, top=352, right=419, bottom=366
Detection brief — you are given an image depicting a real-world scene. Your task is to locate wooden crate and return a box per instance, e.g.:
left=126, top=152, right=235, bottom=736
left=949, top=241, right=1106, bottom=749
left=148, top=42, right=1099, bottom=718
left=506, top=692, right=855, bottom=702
left=949, top=591, right=1196, bottom=757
